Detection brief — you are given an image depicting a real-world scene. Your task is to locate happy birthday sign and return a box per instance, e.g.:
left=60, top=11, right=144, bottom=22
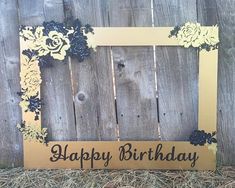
left=19, top=20, right=219, bottom=170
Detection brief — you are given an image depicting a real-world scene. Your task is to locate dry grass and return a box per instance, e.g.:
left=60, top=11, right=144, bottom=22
left=0, top=166, right=234, bottom=188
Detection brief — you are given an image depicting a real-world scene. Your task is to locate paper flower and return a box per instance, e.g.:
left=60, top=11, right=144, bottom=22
left=169, top=22, right=219, bottom=51
left=202, top=26, right=220, bottom=46
left=20, top=68, right=41, bottom=97
left=189, top=130, right=217, bottom=146
left=177, top=22, right=202, bottom=48
left=42, top=31, right=70, bottom=60
left=17, top=122, right=48, bottom=144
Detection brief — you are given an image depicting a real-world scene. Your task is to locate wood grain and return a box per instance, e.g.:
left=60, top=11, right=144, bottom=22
left=109, top=0, right=159, bottom=140
left=198, top=0, right=235, bottom=165
left=64, top=0, right=117, bottom=140
left=0, top=0, right=22, bottom=167
left=18, top=0, right=77, bottom=141
left=153, top=0, right=198, bottom=140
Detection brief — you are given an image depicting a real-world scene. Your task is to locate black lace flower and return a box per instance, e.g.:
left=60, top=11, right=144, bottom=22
left=28, top=94, right=41, bottom=110
left=43, top=21, right=69, bottom=35
left=200, top=43, right=219, bottom=52
left=189, top=130, right=217, bottom=146
left=18, top=92, right=42, bottom=121
left=68, top=19, right=93, bottom=62
left=168, top=25, right=181, bottom=38
left=84, top=24, right=94, bottom=34
left=38, top=54, right=54, bottom=68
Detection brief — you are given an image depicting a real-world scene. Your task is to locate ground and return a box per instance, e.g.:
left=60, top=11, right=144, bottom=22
left=0, top=166, right=234, bottom=188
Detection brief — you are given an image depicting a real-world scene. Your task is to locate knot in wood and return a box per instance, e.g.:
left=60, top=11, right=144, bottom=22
left=77, top=92, right=86, bottom=102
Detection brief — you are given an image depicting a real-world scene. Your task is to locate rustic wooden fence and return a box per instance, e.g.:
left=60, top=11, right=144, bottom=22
left=0, top=0, right=234, bottom=167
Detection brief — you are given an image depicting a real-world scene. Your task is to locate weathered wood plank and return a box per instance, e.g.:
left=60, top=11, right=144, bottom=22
left=0, top=0, right=23, bottom=167
left=18, top=0, right=76, bottom=141
left=153, top=0, right=198, bottom=140
left=109, top=0, right=159, bottom=140
left=198, top=0, right=235, bottom=165
left=63, top=0, right=117, bottom=140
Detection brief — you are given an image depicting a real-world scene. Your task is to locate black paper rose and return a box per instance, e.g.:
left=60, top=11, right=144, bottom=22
left=189, top=130, right=208, bottom=146
left=68, top=19, right=93, bottom=62
left=28, top=94, right=41, bottom=111
left=18, top=92, right=42, bottom=121
left=43, top=21, right=68, bottom=35
left=189, top=130, right=217, bottom=146
left=38, top=54, right=54, bottom=67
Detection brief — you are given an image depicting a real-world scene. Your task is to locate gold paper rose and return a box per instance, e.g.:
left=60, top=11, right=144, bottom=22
left=177, top=22, right=202, bottom=48
left=202, top=26, right=219, bottom=46
left=20, top=68, right=41, bottom=97
left=169, top=22, right=219, bottom=51
left=23, top=28, right=70, bottom=60
left=42, top=31, right=70, bottom=60
left=22, top=27, right=48, bottom=56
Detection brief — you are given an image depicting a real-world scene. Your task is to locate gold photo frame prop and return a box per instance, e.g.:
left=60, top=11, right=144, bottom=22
left=19, top=21, right=219, bottom=170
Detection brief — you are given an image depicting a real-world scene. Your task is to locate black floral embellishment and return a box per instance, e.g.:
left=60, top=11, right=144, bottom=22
left=84, top=24, right=94, bottom=34
left=189, top=130, right=217, bottom=146
left=38, top=54, right=54, bottom=67
left=207, top=132, right=217, bottom=144
left=18, top=91, right=42, bottom=121
left=20, top=19, right=94, bottom=66
left=169, top=25, right=181, bottom=38
left=43, top=21, right=68, bottom=35
left=68, top=19, right=93, bottom=62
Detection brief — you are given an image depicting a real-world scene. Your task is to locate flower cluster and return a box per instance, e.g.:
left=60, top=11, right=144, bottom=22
left=169, top=22, right=219, bottom=51
left=19, top=19, right=94, bottom=67
left=18, top=92, right=42, bottom=121
left=20, top=52, right=42, bottom=98
left=17, top=122, right=48, bottom=144
left=189, top=130, right=217, bottom=146
left=18, top=20, right=95, bottom=143
left=68, top=20, right=94, bottom=62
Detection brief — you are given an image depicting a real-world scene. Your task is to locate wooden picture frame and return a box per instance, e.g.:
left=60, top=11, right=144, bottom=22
left=19, top=22, right=219, bottom=170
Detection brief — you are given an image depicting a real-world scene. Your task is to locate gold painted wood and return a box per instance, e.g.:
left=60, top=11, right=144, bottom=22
left=198, top=49, right=218, bottom=133
left=88, top=27, right=214, bottom=46
left=24, top=140, right=215, bottom=170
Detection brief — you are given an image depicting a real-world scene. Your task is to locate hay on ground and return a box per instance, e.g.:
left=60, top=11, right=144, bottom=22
left=0, top=166, right=234, bottom=188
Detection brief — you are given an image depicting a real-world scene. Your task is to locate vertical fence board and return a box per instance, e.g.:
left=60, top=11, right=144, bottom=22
left=153, top=0, right=198, bottom=140
left=64, top=0, right=117, bottom=140
left=18, top=0, right=76, bottom=141
left=198, top=0, right=235, bottom=165
left=0, top=0, right=22, bottom=167
left=109, top=0, right=159, bottom=140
